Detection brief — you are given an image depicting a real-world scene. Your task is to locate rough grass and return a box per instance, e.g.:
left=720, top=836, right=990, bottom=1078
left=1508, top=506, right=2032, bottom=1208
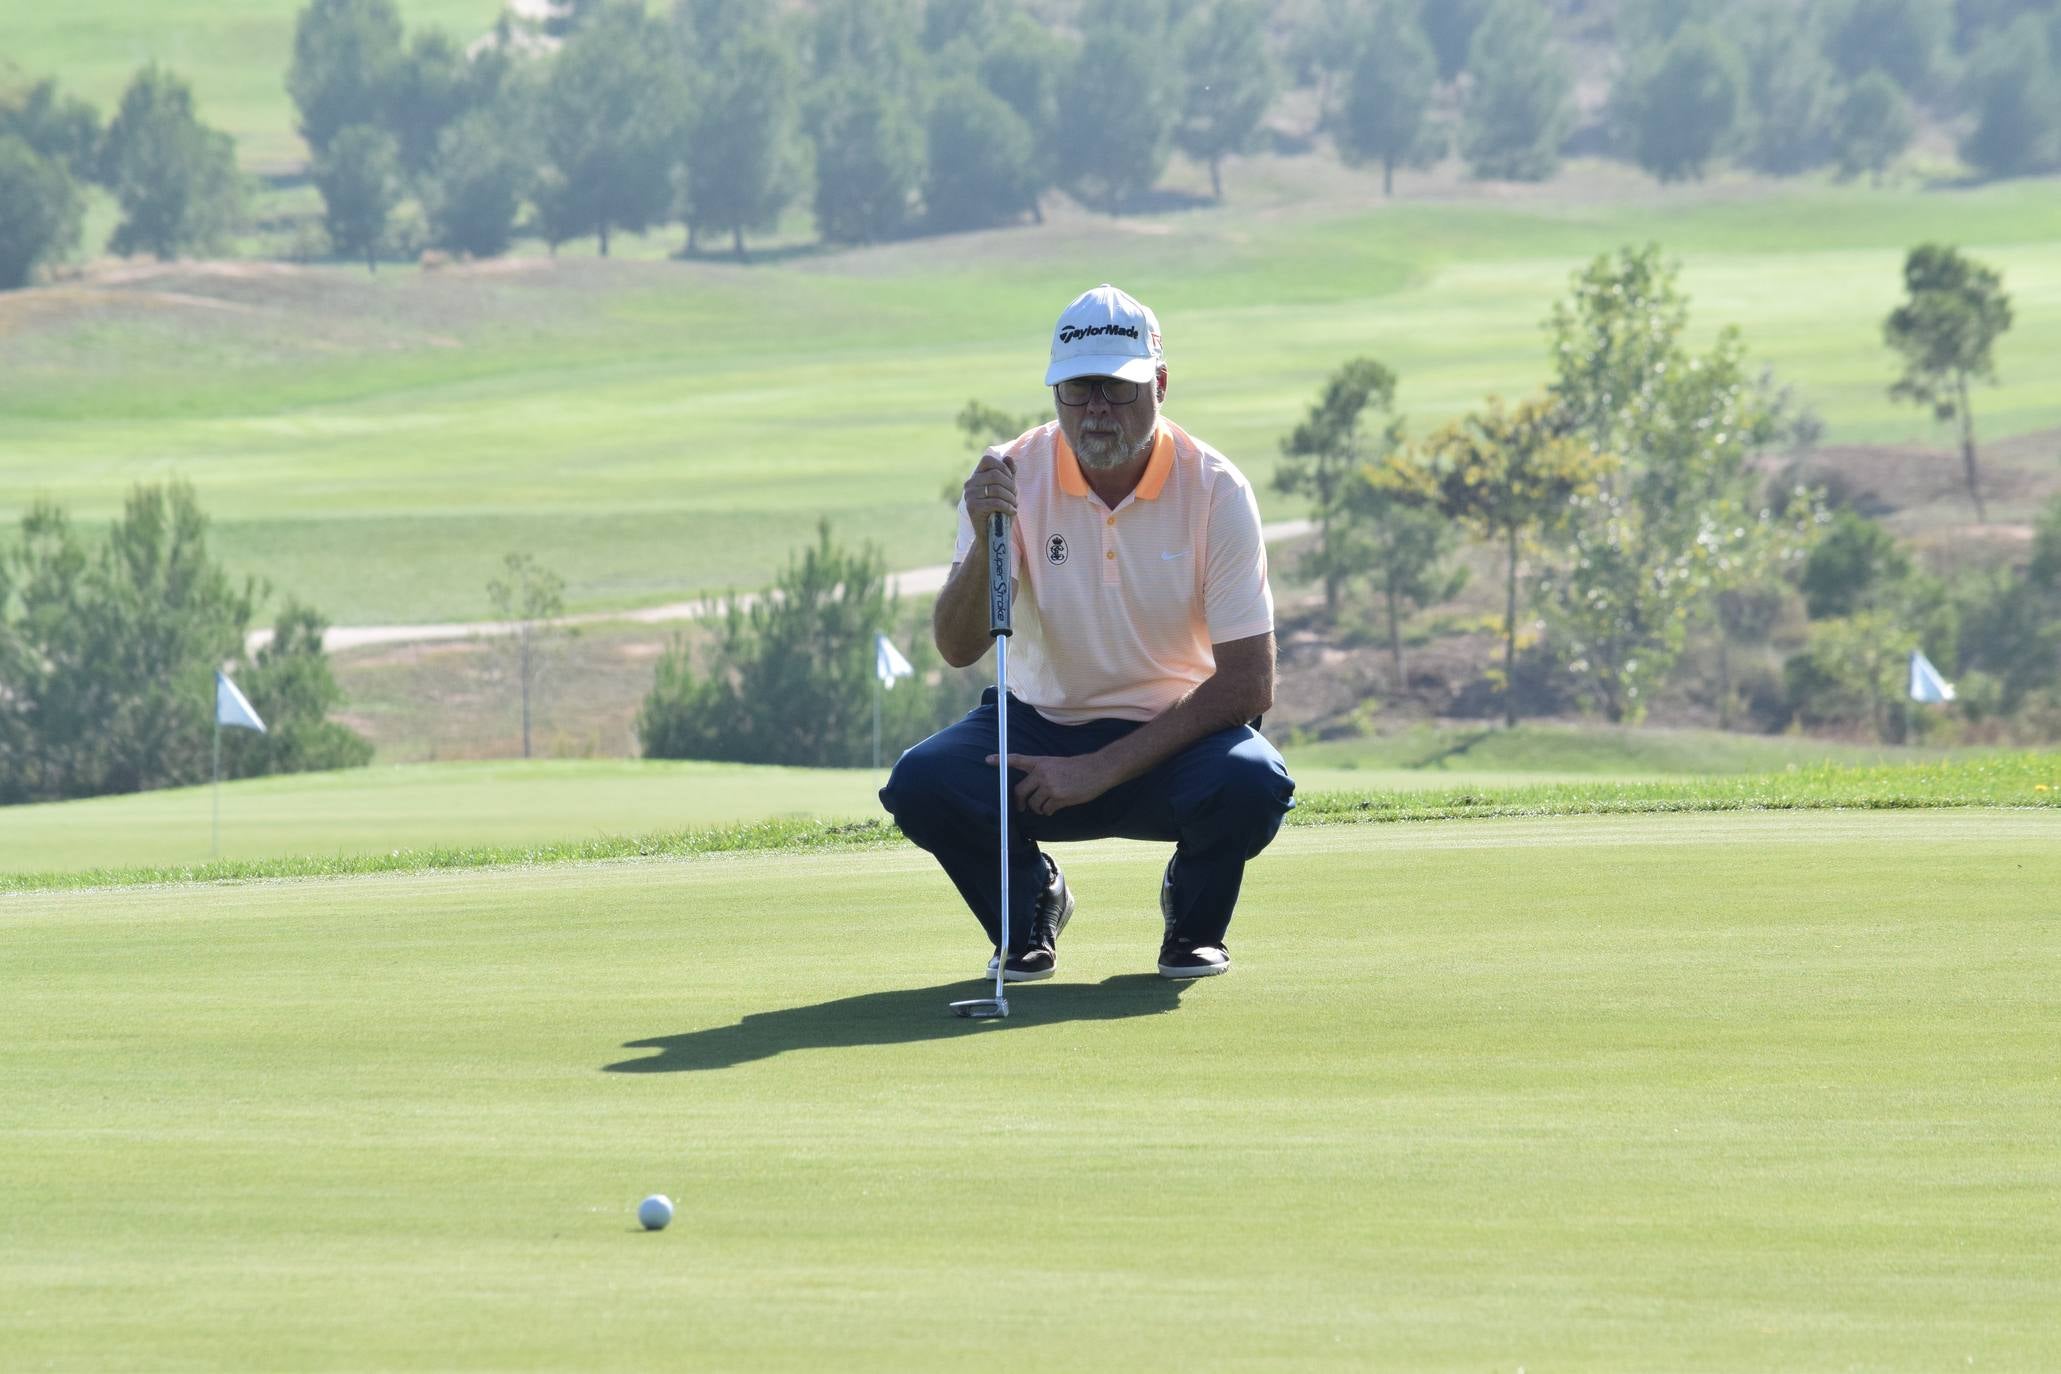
left=6, top=753, right=2052, bottom=893
left=1283, top=721, right=1954, bottom=775
left=4, top=811, right=2057, bottom=1369
left=4, top=182, right=2058, bottom=622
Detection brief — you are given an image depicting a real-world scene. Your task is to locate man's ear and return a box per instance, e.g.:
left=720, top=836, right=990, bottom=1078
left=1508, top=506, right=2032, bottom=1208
left=1156, top=365, right=1169, bottom=402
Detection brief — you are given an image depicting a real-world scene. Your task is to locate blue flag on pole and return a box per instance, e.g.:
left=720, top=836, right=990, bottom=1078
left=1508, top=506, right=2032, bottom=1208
left=1907, top=650, right=1955, bottom=705
left=216, top=670, right=268, bottom=733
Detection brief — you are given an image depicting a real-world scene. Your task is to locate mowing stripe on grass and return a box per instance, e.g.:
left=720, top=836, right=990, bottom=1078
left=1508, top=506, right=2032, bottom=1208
left=5, top=755, right=2052, bottom=894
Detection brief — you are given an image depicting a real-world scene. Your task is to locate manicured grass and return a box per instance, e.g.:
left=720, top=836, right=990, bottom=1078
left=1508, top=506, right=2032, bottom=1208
left=3, top=182, right=2058, bottom=622
left=0, top=752, right=1632, bottom=878
left=4, top=811, right=2057, bottom=1369
left=0, top=759, right=896, bottom=876
left=6, top=752, right=2052, bottom=889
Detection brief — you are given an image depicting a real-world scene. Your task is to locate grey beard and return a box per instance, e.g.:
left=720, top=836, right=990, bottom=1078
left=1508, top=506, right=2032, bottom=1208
left=1075, top=428, right=1153, bottom=471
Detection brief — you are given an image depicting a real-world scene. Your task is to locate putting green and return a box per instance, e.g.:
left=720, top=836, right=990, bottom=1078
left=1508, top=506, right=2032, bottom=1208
left=4, top=811, right=2055, bottom=1369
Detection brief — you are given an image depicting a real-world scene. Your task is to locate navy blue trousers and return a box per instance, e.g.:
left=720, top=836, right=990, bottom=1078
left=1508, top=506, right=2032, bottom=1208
left=879, top=688, right=1297, bottom=950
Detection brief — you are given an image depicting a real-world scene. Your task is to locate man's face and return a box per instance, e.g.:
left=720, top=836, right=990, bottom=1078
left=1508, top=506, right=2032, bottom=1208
left=1054, top=370, right=1164, bottom=471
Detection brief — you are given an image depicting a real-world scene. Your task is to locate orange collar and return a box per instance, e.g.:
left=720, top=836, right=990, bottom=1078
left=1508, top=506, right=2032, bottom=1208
left=1055, top=420, right=1175, bottom=502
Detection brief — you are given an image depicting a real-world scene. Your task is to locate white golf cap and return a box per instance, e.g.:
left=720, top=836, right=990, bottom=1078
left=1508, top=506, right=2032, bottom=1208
left=1044, top=283, right=1163, bottom=386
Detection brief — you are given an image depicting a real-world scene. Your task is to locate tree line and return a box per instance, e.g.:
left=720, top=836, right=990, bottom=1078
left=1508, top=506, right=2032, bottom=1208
left=8, top=0, right=2061, bottom=283
left=0, top=485, right=372, bottom=804
left=1272, top=240, right=2053, bottom=743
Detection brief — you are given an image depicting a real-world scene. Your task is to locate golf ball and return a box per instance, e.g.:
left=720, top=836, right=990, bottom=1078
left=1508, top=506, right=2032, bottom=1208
left=638, top=1194, right=674, bottom=1231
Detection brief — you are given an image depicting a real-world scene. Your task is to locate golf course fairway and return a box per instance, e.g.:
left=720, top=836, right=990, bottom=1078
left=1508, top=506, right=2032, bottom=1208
left=5, top=810, right=2055, bottom=1370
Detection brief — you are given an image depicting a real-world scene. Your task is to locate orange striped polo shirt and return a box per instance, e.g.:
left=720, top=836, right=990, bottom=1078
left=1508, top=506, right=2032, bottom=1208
left=953, top=417, right=1274, bottom=725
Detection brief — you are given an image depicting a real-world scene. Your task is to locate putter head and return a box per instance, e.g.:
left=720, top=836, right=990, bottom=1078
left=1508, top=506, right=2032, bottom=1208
left=948, top=996, right=1010, bottom=1019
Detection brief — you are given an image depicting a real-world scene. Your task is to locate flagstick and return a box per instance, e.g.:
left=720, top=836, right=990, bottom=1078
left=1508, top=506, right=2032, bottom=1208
left=212, top=714, right=221, bottom=858
left=872, top=675, right=881, bottom=771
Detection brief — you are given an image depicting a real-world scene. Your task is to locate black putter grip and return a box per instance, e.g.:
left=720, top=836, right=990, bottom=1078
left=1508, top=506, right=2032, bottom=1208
left=987, top=512, right=1012, bottom=638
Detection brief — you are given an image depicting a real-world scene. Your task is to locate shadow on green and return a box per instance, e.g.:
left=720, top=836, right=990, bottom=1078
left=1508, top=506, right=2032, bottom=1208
left=605, top=974, right=1189, bottom=1072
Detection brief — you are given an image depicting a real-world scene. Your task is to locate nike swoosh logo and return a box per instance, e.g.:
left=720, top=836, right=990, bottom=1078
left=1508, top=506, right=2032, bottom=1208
left=1160, top=550, right=1188, bottom=561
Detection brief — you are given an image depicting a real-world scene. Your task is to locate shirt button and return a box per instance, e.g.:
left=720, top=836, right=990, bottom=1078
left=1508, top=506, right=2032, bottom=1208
left=1105, top=550, right=1115, bottom=560
left=1105, top=516, right=1115, bottom=526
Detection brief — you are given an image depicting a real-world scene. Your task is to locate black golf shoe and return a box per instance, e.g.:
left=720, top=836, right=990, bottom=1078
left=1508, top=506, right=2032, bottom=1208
left=1157, top=936, right=1231, bottom=980
left=986, top=854, right=1074, bottom=982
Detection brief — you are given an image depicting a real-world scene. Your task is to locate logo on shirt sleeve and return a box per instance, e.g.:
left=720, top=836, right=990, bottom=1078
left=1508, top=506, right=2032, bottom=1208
left=1046, top=534, right=1069, bottom=565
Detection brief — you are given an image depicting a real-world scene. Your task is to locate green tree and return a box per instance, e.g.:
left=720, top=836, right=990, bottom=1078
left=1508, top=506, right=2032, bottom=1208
left=1613, top=27, right=1745, bottom=183
left=537, top=3, right=687, bottom=256
left=923, top=0, right=1008, bottom=53
left=1460, top=0, right=1575, bottom=181
left=1360, top=498, right=1467, bottom=693
left=977, top=12, right=1068, bottom=220
left=1822, top=0, right=1949, bottom=95
left=486, top=552, right=567, bottom=760
left=1173, top=0, right=1279, bottom=201
left=100, top=65, right=243, bottom=261
left=1800, top=510, right=1911, bottom=618
left=0, top=78, right=104, bottom=182
left=1783, top=611, right=1920, bottom=741
left=1883, top=244, right=2014, bottom=523
left=313, top=122, right=400, bottom=270
left=955, top=399, right=1044, bottom=453
left=0, top=136, right=83, bottom=289
left=1275, top=357, right=1405, bottom=618
left=288, top=0, right=405, bottom=158
left=1541, top=245, right=1786, bottom=722
left=1832, top=70, right=1914, bottom=181
left=223, top=603, right=376, bottom=778
left=679, top=28, right=803, bottom=259
left=1615, top=0, right=1724, bottom=46
left=0, top=485, right=363, bottom=802
left=1058, top=18, right=1179, bottom=209
left=941, top=398, right=1045, bottom=504
left=1737, top=3, right=1836, bottom=175
left=1951, top=0, right=2061, bottom=50
left=808, top=76, right=923, bottom=244
left=1418, top=0, right=1492, bottom=80
left=425, top=108, right=531, bottom=257
left=1283, top=0, right=1357, bottom=118
left=1958, top=490, right=2061, bottom=711
left=1960, top=17, right=2061, bottom=177
left=810, top=0, right=927, bottom=103
left=924, top=77, right=1039, bottom=231
left=638, top=522, right=953, bottom=767
left=387, top=27, right=473, bottom=180
left=1277, top=358, right=1474, bottom=696
left=1336, top=0, right=1442, bottom=196
left=1381, top=396, right=1612, bottom=725
left=0, top=489, right=244, bottom=801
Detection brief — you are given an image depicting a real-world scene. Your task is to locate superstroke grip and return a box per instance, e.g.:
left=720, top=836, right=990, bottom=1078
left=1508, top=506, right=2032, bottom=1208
left=987, top=511, right=1012, bottom=639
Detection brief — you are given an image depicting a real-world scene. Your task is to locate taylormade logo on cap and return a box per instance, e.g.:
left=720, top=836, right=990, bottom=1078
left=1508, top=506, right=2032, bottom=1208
left=1045, top=284, right=1163, bottom=386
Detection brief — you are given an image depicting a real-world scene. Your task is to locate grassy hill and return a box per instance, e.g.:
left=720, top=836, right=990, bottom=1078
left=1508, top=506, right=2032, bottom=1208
left=4, top=179, right=2059, bottom=624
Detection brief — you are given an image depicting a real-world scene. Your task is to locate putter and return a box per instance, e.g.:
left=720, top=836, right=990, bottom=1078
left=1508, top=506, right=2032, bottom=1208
left=950, top=509, right=1014, bottom=1020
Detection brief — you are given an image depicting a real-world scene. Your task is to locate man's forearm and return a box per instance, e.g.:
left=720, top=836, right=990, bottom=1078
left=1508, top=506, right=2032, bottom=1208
left=1089, top=668, right=1269, bottom=791
left=933, top=546, right=995, bottom=668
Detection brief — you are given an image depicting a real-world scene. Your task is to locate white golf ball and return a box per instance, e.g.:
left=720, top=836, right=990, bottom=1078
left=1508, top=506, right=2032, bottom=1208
left=638, top=1194, right=674, bottom=1231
